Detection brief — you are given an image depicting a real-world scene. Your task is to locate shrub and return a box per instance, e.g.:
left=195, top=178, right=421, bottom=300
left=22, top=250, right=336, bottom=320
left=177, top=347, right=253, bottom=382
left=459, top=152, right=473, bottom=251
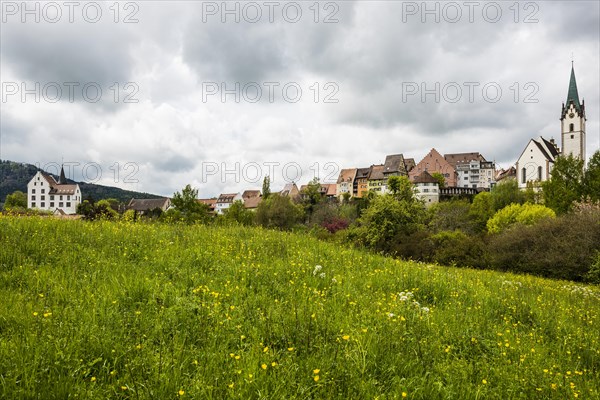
left=487, top=203, right=555, bottom=234
left=430, top=230, right=490, bottom=269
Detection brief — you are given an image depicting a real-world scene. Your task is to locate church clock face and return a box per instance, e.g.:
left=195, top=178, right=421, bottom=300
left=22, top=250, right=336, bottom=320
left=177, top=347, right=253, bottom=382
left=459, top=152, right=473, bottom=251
left=569, top=113, right=575, bottom=118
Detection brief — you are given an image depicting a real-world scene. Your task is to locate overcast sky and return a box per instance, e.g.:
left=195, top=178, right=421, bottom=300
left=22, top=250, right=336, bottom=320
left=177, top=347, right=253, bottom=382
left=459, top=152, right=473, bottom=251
left=1, top=0, right=599, bottom=197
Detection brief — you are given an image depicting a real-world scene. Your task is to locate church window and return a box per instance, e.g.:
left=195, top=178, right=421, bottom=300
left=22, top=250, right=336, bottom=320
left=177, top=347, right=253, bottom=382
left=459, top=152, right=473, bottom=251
left=571, top=135, right=574, bottom=139
left=521, top=168, right=526, bottom=184
left=538, top=166, right=542, bottom=181
left=569, top=123, right=574, bottom=132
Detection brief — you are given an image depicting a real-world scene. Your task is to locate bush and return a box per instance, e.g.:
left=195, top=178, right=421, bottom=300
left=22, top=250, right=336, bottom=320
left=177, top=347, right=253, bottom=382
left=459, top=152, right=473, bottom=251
left=255, top=194, right=304, bottom=230
left=587, top=252, right=600, bottom=284
left=487, top=203, right=555, bottom=234
left=429, top=230, right=490, bottom=269
left=488, top=211, right=600, bottom=281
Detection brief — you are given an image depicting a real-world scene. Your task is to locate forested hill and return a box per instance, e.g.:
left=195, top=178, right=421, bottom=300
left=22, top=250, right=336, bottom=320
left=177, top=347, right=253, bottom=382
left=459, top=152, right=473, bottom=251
left=0, top=160, right=163, bottom=206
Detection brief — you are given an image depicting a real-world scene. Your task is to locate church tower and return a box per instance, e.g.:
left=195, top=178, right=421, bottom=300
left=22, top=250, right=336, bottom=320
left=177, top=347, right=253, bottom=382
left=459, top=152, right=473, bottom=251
left=560, top=64, right=586, bottom=162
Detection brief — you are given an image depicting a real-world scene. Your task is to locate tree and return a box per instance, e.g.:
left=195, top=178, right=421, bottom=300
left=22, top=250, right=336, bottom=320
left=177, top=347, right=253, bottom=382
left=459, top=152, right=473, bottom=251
left=490, top=179, right=525, bottom=211
left=583, top=150, right=600, bottom=203
left=428, top=199, right=475, bottom=234
left=430, top=172, right=446, bottom=189
left=387, top=176, right=415, bottom=202
left=4, top=190, right=27, bottom=210
left=301, top=178, right=323, bottom=222
left=542, top=154, right=585, bottom=214
left=224, top=200, right=254, bottom=226
left=262, top=176, right=271, bottom=200
left=487, top=203, right=556, bottom=234
left=469, top=191, right=495, bottom=232
left=255, top=193, right=304, bottom=230
left=170, top=184, right=210, bottom=223
left=353, top=194, right=426, bottom=251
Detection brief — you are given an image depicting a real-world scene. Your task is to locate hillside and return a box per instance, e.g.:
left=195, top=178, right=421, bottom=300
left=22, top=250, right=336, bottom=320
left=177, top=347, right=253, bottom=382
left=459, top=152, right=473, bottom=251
left=0, top=217, right=598, bottom=399
left=0, top=160, right=163, bottom=206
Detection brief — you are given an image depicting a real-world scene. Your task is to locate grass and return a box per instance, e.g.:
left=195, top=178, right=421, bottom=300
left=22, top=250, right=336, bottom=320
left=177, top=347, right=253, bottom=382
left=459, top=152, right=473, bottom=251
left=0, top=216, right=599, bottom=399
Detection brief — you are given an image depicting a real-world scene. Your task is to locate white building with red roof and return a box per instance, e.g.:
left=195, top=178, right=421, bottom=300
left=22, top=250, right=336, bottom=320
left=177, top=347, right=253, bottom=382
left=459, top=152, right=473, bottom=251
left=27, top=166, right=82, bottom=215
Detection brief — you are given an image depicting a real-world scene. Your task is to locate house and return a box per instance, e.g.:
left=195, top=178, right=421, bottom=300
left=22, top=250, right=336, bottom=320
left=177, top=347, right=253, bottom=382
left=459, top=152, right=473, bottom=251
left=382, top=154, right=409, bottom=193
left=27, top=166, right=82, bottom=215
left=445, top=152, right=495, bottom=189
left=280, top=183, right=300, bottom=200
left=216, top=193, right=242, bottom=214
left=496, top=167, right=516, bottom=182
left=413, top=171, right=440, bottom=206
left=404, top=158, right=416, bottom=173
left=242, top=190, right=261, bottom=200
left=127, top=198, right=172, bottom=214
left=300, top=183, right=337, bottom=200
left=336, top=169, right=357, bottom=199
left=409, top=148, right=456, bottom=187
left=198, top=198, right=217, bottom=213
left=243, top=196, right=262, bottom=211
left=367, top=164, right=385, bottom=194
left=515, top=137, right=560, bottom=189
left=353, top=167, right=371, bottom=198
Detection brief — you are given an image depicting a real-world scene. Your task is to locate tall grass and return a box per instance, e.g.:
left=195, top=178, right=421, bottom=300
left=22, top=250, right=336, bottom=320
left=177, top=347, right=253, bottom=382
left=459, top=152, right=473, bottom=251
left=0, top=216, right=599, bottom=399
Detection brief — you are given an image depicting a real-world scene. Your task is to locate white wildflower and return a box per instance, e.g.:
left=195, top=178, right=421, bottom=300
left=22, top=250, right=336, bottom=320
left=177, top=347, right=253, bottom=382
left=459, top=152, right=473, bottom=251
left=313, top=265, right=323, bottom=276
left=319, top=273, right=326, bottom=279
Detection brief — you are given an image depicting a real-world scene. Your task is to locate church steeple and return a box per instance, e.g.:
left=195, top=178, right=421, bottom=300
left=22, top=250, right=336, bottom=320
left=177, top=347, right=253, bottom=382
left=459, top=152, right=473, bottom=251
left=560, top=63, right=586, bottom=162
left=58, top=165, right=67, bottom=184
left=565, top=64, right=584, bottom=116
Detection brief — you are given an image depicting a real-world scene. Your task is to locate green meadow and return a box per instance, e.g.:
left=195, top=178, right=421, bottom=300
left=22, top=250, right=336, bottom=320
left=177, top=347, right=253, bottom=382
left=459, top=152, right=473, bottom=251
left=0, top=216, right=599, bottom=399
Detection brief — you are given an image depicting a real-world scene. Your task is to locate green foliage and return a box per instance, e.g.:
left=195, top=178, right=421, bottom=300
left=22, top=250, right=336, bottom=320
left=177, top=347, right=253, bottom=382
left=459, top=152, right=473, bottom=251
left=121, top=209, right=137, bottom=222
left=542, top=154, right=585, bottom=214
left=387, top=176, right=415, bottom=202
left=586, top=252, right=600, bottom=284
left=583, top=150, right=600, bottom=203
left=428, top=200, right=476, bottom=234
left=490, top=179, right=525, bottom=211
left=1, top=217, right=599, bottom=399
left=489, top=211, right=600, bottom=281
left=255, top=193, right=304, bottom=230
left=469, top=192, right=494, bottom=232
left=487, top=203, right=556, bottom=234
left=300, top=178, right=323, bottom=221
left=430, top=172, right=446, bottom=188
left=170, top=184, right=210, bottom=224
left=262, top=176, right=271, bottom=200
left=429, top=230, right=489, bottom=269
left=223, top=200, right=254, bottom=226
left=352, top=194, right=426, bottom=251
left=95, top=200, right=119, bottom=220
left=4, top=190, right=27, bottom=210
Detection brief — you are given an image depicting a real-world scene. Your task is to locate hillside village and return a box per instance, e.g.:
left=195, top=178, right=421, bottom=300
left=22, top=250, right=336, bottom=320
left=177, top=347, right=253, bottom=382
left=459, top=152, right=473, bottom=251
left=21, top=66, right=588, bottom=217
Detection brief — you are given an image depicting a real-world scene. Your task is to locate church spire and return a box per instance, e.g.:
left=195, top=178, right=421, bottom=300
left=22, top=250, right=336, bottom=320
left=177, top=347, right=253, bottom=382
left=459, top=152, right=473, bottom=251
left=566, top=64, right=581, bottom=113
left=58, top=165, right=67, bottom=184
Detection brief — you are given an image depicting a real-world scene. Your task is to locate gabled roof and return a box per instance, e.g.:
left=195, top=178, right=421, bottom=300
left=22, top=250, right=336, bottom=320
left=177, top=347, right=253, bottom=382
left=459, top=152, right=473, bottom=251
left=404, top=158, right=416, bottom=172
left=383, top=154, right=407, bottom=175
left=413, top=171, right=439, bottom=184
left=217, top=193, right=240, bottom=203
left=242, top=190, right=261, bottom=199
left=128, top=198, right=170, bottom=211
left=368, top=164, right=384, bottom=180
left=243, top=196, right=262, bottom=209
left=355, top=167, right=371, bottom=180
left=540, top=137, right=560, bottom=158
left=40, top=172, right=78, bottom=195
left=336, top=168, right=357, bottom=184
left=325, top=183, right=337, bottom=196
left=444, top=152, right=486, bottom=168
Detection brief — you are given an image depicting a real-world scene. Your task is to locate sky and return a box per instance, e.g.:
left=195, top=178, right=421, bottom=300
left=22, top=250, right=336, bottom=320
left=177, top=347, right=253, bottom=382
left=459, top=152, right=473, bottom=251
left=1, top=0, right=599, bottom=197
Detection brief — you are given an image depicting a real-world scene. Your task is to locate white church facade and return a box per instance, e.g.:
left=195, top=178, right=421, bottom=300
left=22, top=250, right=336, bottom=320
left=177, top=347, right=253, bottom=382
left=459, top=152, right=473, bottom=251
left=27, top=166, right=82, bottom=215
left=515, top=65, right=586, bottom=189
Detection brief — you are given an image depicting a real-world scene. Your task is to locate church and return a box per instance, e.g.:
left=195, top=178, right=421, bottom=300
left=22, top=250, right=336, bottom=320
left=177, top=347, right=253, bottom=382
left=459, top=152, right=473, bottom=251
left=27, top=165, right=82, bottom=215
left=515, top=65, right=586, bottom=189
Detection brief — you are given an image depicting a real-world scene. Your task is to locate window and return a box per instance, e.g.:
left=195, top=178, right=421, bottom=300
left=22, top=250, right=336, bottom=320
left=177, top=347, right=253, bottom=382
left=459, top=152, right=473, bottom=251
left=50, top=202, right=55, bottom=207
left=60, top=195, right=63, bottom=200
left=41, top=202, right=45, bottom=207
left=464, top=176, right=468, bottom=180
left=59, top=202, right=64, bottom=207
left=32, top=195, right=36, bottom=201
left=32, top=189, right=36, bottom=194
left=67, top=195, right=70, bottom=200
left=571, top=134, right=574, bottom=139
left=569, top=123, right=574, bottom=132
left=538, top=166, right=542, bottom=181
left=31, top=202, right=35, bottom=208
left=66, top=202, right=71, bottom=207
left=50, top=195, right=54, bottom=200
left=41, top=188, right=45, bottom=194
left=522, top=168, right=526, bottom=184
left=41, top=195, right=45, bottom=200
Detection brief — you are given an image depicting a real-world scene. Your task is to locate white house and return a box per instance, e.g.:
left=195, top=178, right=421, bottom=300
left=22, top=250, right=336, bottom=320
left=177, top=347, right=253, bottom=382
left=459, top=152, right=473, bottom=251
left=215, top=193, right=242, bottom=215
left=27, top=166, right=82, bottom=214
left=413, top=171, right=439, bottom=206
left=515, top=137, right=560, bottom=189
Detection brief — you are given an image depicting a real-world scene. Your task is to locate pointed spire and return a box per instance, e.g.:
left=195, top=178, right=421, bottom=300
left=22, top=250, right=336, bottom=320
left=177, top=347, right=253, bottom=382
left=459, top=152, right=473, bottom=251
left=58, top=165, right=67, bottom=184
left=566, top=64, right=581, bottom=113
